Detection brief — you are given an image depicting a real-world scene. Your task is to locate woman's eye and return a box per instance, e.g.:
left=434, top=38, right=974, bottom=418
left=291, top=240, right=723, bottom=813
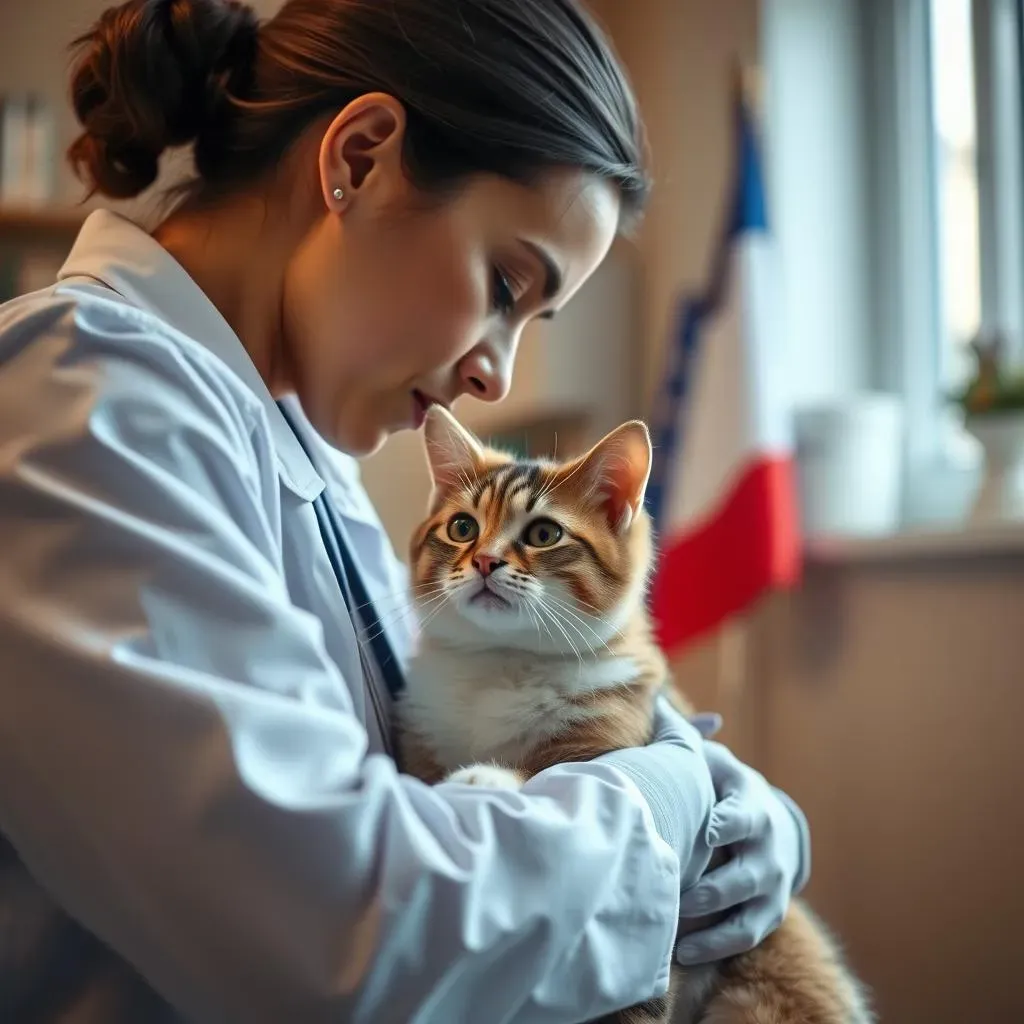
left=491, top=266, right=516, bottom=316
left=523, top=518, right=563, bottom=548
left=447, top=514, right=480, bottom=543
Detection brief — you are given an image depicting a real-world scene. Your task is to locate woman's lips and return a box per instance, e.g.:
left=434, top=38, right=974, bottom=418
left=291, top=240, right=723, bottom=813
left=411, top=389, right=448, bottom=429
left=411, top=390, right=430, bottom=429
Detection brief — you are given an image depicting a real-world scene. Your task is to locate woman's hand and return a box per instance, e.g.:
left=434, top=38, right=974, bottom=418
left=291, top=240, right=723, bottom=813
left=674, top=723, right=811, bottom=966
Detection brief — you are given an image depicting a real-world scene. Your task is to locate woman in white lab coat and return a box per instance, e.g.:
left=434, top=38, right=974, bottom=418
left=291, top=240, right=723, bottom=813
left=0, top=1, right=810, bottom=1021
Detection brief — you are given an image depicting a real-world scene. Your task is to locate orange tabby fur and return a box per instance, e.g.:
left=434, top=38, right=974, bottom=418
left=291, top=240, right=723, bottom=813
left=397, top=407, right=871, bottom=1024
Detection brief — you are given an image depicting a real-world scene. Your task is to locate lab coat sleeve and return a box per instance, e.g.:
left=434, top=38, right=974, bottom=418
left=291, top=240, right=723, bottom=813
left=0, top=298, right=683, bottom=1023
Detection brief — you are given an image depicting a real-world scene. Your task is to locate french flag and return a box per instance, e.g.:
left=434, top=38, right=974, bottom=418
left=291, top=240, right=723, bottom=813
left=646, top=79, right=802, bottom=655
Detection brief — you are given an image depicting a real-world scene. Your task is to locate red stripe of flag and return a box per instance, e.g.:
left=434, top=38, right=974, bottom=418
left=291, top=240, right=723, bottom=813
left=650, top=456, right=801, bottom=652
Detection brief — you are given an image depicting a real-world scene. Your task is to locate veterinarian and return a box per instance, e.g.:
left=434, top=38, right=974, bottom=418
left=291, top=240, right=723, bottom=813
left=0, top=1, right=810, bottom=1020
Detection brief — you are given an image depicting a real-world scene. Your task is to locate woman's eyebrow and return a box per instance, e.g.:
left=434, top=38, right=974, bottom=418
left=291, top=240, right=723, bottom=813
left=519, top=240, right=563, bottom=301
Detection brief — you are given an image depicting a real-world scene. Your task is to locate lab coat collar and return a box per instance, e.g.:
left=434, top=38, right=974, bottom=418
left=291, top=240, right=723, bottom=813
left=58, top=210, right=325, bottom=502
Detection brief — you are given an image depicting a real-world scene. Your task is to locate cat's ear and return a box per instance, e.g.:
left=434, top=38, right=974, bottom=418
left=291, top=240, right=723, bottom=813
left=422, top=405, right=484, bottom=498
left=566, top=420, right=652, bottom=533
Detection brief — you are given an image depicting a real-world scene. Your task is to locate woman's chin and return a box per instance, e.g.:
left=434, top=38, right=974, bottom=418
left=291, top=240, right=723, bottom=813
left=329, top=416, right=391, bottom=459
left=351, top=430, right=390, bottom=458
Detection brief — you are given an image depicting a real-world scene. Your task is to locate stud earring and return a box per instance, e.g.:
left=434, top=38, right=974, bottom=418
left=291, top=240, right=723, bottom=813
left=332, top=187, right=345, bottom=200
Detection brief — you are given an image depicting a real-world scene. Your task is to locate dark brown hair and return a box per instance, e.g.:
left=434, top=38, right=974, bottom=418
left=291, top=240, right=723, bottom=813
left=67, top=0, right=649, bottom=221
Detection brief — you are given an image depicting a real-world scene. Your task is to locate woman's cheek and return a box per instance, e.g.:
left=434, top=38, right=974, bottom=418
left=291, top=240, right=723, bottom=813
left=421, top=267, right=486, bottom=366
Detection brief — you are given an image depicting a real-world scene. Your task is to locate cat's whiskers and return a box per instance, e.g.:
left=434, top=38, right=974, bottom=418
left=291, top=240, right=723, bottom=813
left=352, top=582, right=447, bottom=614
left=538, top=597, right=595, bottom=658
left=524, top=602, right=548, bottom=648
left=541, top=592, right=620, bottom=655
left=556, top=590, right=604, bottom=617
left=484, top=571, right=592, bottom=657
left=409, top=594, right=451, bottom=611
left=408, top=585, right=452, bottom=605
left=367, top=582, right=449, bottom=620
left=353, top=591, right=452, bottom=641
left=413, top=590, right=456, bottom=635
left=545, top=589, right=623, bottom=641
left=534, top=596, right=584, bottom=669
left=409, top=591, right=453, bottom=616
left=360, top=588, right=452, bottom=643
left=521, top=595, right=558, bottom=651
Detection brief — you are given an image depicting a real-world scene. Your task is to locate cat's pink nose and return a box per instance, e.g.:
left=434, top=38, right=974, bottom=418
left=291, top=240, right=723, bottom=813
left=473, top=553, right=507, bottom=577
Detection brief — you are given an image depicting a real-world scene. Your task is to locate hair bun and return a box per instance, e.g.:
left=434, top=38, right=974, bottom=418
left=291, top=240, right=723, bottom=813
left=68, top=0, right=259, bottom=199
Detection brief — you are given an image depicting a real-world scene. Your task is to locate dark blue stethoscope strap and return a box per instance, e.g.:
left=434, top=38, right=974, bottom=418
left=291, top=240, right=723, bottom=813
left=319, top=495, right=405, bottom=698
left=276, top=401, right=406, bottom=700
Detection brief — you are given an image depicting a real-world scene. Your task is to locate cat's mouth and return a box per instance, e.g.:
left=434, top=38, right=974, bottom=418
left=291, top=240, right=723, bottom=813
left=468, top=582, right=512, bottom=610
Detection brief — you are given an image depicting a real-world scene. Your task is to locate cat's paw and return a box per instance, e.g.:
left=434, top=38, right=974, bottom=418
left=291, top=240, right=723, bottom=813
left=444, top=763, right=524, bottom=790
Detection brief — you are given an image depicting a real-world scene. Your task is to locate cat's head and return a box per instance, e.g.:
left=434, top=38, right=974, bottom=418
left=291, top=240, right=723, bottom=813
left=409, top=406, right=654, bottom=652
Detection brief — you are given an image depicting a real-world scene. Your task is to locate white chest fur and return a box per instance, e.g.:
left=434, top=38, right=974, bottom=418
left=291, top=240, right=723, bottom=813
left=400, top=644, right=638, bottom=771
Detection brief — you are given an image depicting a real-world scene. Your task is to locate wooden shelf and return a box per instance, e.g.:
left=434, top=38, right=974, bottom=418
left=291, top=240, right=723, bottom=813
left=806, top=521, right=1024, bottom=564
left=0, top=204, right=87, bottom=240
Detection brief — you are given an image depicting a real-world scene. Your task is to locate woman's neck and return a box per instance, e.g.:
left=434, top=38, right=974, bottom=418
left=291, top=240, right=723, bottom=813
left=153, top=187, right=315, bottom=396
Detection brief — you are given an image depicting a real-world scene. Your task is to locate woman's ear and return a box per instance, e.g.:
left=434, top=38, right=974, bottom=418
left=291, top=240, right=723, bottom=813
left=318, top=92, right=408, bottom=211
left=422, top=406, right=484, bottom=504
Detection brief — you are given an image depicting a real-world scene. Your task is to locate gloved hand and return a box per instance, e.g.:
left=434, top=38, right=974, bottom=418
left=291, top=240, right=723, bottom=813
left=674, top=733, right=811, bottom=966
left=598, top=695, right=717, bottom=892
left=687, top=712, right=723, bottom=739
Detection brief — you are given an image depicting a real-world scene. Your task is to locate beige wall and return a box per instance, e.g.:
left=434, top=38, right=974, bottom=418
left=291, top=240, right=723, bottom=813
left=591, top=0, right=761, bottom=410
left=0, top=0, right=283, bottom=215
left=746, top=553, right=1024, bottom=1022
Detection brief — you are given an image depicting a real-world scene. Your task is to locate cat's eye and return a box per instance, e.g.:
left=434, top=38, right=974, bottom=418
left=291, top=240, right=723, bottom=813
left=447, top=514, right=479, bottom=543
left=523, top=518, right=563, bottom=548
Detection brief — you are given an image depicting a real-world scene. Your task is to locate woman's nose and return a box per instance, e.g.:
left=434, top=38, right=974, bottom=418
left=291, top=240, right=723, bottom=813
left=457, top=339, right=516, bottom=403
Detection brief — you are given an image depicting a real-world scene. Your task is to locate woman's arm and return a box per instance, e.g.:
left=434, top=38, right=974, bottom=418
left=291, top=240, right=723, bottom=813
left=0, top=298, right=712, bottom=1023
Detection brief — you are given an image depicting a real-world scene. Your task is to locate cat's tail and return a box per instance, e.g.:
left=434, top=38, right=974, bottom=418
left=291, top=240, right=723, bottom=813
left=694, top=901, right=875, bottom=1024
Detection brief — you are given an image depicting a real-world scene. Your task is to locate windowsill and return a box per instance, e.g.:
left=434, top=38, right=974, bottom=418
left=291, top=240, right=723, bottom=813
left=802, top=441, right=1024, bottom=564
left=806, top=519, right=1024, bottom=564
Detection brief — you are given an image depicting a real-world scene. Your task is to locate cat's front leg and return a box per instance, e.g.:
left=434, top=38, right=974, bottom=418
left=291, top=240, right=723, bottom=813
left=444, top=763, right=525, bottom=790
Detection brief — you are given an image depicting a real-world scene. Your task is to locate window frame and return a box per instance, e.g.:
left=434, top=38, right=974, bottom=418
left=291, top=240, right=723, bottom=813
left=974, top=0, right=1024, bottom=366
left=864, top=0, right=1024, bottom=525
left=866, top=0, right=945, bottom=470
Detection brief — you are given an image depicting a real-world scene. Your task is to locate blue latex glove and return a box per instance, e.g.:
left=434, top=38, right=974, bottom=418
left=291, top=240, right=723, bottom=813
left=674, top=723, right=811, bottom=966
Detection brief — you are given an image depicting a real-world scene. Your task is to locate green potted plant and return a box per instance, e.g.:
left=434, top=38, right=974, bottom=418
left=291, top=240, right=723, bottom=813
left=954, top=330, right=1024, bottom=523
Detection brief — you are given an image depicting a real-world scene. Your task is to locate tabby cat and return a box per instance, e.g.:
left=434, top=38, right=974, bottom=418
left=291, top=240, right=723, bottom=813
left=397, top=405, right=872, bottom=1024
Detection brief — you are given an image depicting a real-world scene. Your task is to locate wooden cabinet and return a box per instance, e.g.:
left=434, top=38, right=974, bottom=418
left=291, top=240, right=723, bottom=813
left=687, top=550, right=1024, bottom=1024
left=0, top=204, right=83, bottom=300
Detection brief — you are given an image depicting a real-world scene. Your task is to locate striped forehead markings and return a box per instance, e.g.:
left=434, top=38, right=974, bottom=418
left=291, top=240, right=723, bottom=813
left=472, top=462, right=545, bottom=509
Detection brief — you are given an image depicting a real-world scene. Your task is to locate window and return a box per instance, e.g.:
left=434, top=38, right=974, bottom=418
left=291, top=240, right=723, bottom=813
left=763, top=0, right=1024, bottom=529
left=867, top=0, right=1024, bottom=522
left=929, top=0, right=983, bottom=393
left=922, top=0, right=1024, bottom=470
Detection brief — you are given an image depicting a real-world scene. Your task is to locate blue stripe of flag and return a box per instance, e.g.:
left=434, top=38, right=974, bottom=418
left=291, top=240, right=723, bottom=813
left=645, top=88, right=770, bottom=536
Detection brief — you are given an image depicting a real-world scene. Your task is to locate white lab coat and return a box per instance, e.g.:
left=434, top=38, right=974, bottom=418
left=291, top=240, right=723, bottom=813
left=0, top=211, right=682, bottom=1023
